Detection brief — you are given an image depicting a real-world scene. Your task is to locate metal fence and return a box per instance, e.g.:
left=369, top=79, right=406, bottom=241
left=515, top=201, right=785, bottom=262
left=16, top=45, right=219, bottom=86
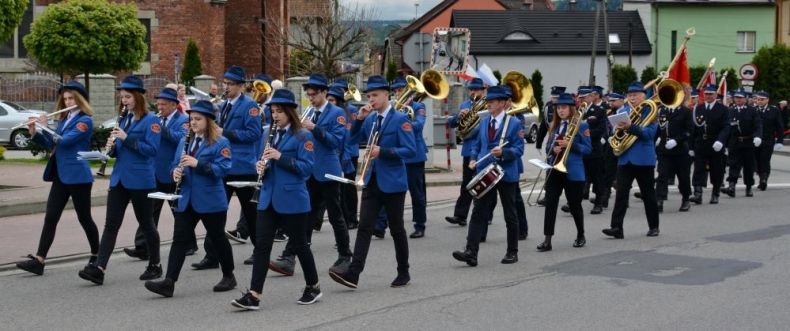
left=0, top=72, right=60, bottom=112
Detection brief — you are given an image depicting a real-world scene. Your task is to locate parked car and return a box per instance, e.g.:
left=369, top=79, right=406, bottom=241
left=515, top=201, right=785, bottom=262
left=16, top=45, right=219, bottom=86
left=522, top=112, right=539, bottom=144
left=0, top=100, right=52, bottom=149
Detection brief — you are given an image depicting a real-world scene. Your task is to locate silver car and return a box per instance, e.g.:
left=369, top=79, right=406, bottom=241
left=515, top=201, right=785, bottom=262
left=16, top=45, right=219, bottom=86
left=0, top=100, right=51, bottom=149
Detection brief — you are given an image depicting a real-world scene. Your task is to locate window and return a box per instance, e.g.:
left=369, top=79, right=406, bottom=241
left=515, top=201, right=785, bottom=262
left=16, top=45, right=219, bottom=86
left=0, top=0, right=33, bottom=59
left=736, top=31, right=756, bottom=53
left=608, top=33, right=620, bottom=44
left=503, top=32, right=533, bottom=41
left=139, top=18, right=152, bottom=62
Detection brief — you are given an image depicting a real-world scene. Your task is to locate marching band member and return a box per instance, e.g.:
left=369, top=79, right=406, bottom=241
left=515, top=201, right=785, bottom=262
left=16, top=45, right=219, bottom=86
left=15, top=81, right=100, bottom=276
left=124, top=87, right=194, bottom=261
left=602, top=82, right=660, bottom=239
left=269, top=73, right=352, bottom=277
left=194, top=65, right=261, bottom=270
left=144, top=100, right=237, bottom=297
left=538, top=93, right=591, bottom=252
left=754, top=91, right=785, bottom=191
left=254, top=73, right=274, bottom=126
left=329, top=75, right=416, bottom=289
left=327, top=84, right=361, bottom=229
left=534, top=86, right=564, bottom=207
left=231, top=89, right=322, bottom=310
left=446, top=78, right=486, bottom=226
left=451, top=85, right=524, bottom=267
left=690, top=85, right=730, bottom=204
left=654, top=98, right=693, bottom=212
left=582, top=86, right=608, bottom=215
left=79, top=76, right=162, bottom=285
left=721, top=88, right=763, bottom=198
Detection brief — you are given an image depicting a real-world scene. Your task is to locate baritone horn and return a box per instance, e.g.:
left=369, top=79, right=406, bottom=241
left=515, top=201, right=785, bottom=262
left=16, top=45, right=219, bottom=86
left=252, top=79, right=272, bottom=101
left=393, top=69, right=449, bottom=120
left=609, top=72, right=684, bottom=156
left=345, top=84, right=361, bottom=102
left=502, top=71, right=540, bottom=117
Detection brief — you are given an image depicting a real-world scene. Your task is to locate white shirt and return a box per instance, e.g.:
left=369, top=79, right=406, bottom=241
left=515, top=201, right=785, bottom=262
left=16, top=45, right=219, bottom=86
left=489, top=110, right=506, bottom=130
left=63, top=109, right=80, bottom=128
left=162, top=111, right=176, bottom=126
left=376, top=105, right=392, bottom=128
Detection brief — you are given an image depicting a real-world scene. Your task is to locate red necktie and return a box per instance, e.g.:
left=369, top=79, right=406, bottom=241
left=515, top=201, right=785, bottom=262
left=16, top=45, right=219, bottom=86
left=488, top=119, right=496, bottom=142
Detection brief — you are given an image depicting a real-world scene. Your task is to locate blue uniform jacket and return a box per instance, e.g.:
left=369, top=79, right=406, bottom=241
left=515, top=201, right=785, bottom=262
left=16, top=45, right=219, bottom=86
left=470, top=114, right=525, bottom=183
left=109, top=112, right=161, bottom=190
left=617, top=104, right=658, bottom=166
left=341, top=104, right=359, bottom=174
left=404, top=101, right=428, bottom=164
left=219, top=94, right=262, bottom=175
left=545, top=121, right=592, bottom=181
left=448, top=99, right=480, bottom=157
left=257, top=128, right=315, bottom=214
left=34, top=111, right=93, bottom=185
left=172, top=136, right=232, bottom=213
left=155, top=112, right=188, bottom=184
left=310, top=102, right=346, bottom=181
left=350, top=108, right=417, bottom=193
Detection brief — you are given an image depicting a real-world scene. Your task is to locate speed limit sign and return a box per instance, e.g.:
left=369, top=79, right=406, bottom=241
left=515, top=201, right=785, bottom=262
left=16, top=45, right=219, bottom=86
left=739, top=64, right=758, bottom=80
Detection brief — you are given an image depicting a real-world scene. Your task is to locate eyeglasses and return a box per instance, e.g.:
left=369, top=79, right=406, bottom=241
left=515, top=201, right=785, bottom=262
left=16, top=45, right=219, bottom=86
left=305, top=91, right=318, bottom=97
left=222, top=81, right=240, bottom=86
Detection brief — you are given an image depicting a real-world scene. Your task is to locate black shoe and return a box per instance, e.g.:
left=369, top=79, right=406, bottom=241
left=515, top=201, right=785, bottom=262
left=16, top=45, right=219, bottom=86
left=602, top=228, right=624, bottom=239
left=745, top=186, right=753, bottom=197
left=123, top=248, right=149, bottom=261
left=78, top=265, right=104, bottom=285
left=329, top=269, right=359, bottom=289
left=518, top=232, right=528, bottom=241
left=390, top=273, right=411, bottom=288
left=243, top=255, right=254, bottom=265
left=452, top=249, right=478, bottom=267
left=139, top=264, right=162, bottom=280
left=679, top=200, right=691, bottom=212
left=710, top=194, right=719, bottom=204
left=409, top=230, right=424, bottom=238
left=501, top=251, right=518, bottom=264
left=297, top=285, right=323, bottom=304
left=444, top=216, right=461, bottom=225
left=225, top=230, right=247, bottom=244
left=646, top=228, right=660, bottom=237
left=373, top=229, right=385, bottom=239
left=536, top=197, right=545, bottom=206
left=722, top=183, right=736, bottom=197
left=231, top=291, right=260, bottom=310
left=346, top=222, right=359, bottom=230
left=536, top=242, right=552, bottom=252
left=268, top=255, right=295, bottom=276
left=561, top=204, right=570, bottom=213
left=185, top=248, right=197, bottom=256
left=690, top=190, right=703, bottom=205
left=191, top=258, right=219, bottom=270
left=633, top=191, right=642, bottom=199
left=657, top=200, right=664, bottom=213
left=591, top=205, right=603, bottom=215
left=144, top=278, right=174, bottom=298
left=758, top=179, right=767, bottom=191
left=313, top=220, right=323, bottom=232
left=573, top=236, right=586, bottom=248
left=213, top=275, right=237, bottom=292
left=273, top=229, right=288, bottom=242
left=16, top=255, right=45, bottom=276
left=480, top=236, right=486, bottom=243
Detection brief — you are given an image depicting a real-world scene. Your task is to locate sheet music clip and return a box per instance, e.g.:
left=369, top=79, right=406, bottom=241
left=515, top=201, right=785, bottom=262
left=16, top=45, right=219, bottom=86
left=528, top=158, right=553, bottom=170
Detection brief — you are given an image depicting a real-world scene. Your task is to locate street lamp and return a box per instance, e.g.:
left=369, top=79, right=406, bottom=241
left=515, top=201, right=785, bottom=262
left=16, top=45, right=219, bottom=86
left=414, top=0, right=423, bottom=73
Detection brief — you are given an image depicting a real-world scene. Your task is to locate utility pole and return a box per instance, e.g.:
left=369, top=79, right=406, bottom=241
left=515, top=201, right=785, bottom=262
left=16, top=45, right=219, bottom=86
left=602, top=0, right=613, bottom=92
left=588, top=0, right=601, bottom=86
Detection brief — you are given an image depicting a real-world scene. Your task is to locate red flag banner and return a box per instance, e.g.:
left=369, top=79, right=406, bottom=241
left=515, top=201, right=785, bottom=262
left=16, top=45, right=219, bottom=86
left=668, top=47, right=690, bottom=87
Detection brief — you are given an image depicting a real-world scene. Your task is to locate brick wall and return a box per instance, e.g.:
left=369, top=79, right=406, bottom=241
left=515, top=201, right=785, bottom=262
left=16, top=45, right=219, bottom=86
left=289, top=0, right=330, bottom=19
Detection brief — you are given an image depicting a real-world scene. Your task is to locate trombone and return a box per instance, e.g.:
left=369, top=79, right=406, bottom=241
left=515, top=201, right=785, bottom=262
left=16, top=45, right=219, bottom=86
left=10, top=105, right=78, bottom=130
left=525, top=109, right=583, bottom=206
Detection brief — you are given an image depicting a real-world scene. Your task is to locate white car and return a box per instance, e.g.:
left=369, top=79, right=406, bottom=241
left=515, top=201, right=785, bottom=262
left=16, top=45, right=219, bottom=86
left=0, top=100, right=52, bottom=149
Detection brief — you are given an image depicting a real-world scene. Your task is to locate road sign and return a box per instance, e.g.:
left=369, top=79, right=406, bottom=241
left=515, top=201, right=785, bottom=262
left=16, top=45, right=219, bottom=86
left=741, top=80, right=755, bottom=86
left=739, top=64, right=758, bottom=80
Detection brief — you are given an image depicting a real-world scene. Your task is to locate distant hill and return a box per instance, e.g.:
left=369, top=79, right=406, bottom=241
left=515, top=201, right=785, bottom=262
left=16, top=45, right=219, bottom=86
left=366, top=20, right=411, bottom=46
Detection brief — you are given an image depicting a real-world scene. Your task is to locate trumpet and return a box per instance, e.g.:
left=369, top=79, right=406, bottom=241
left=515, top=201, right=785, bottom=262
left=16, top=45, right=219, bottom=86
left=97, top=105, right=128, bottom=176
left=11, top=105, right=78, bottom=130
left=300, top=105, right=315, bottom=123
left=345, top=84, right=361, bottom=102
left=251, top=121, right=278, bottom=203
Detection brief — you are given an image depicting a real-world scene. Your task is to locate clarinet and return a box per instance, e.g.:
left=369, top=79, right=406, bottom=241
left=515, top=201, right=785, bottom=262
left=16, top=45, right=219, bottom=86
left=171, top=129, right=194, bottom=209
left=97, top=105, right=128, bottom=176
left=250, top=119, right=278, bottom=203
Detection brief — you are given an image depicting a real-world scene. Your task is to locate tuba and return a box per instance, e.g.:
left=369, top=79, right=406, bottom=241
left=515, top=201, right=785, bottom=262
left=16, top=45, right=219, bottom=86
left=393, top=69, right=449, bottom=120
left=252, top=79, right=272, bottom=101
left=344, top=83, right=362, bottom=102
left=609, top=72, right=684, bottom=156
left=502, top=71, right=540, bottom=117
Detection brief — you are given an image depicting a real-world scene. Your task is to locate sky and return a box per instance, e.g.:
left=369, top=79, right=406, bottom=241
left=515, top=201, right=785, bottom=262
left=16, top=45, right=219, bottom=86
left=340, top=0, right=444, bottom=21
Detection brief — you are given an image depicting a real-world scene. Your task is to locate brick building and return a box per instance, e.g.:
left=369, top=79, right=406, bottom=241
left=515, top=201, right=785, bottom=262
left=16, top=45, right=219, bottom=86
left=1, top=0, right=330, bottom=81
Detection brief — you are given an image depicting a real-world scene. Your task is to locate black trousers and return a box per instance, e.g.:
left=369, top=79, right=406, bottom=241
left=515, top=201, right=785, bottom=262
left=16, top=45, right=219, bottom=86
left=466, top=181, right=519, bottom=254
left=452, top=156, right=475, bottom=221
left=97, top=183, right=160, bottom=269
left=349, top=175, right=409, bottom=275
left=134, top=181, right=197, bottom=253
left=583, top=156, right=605, bottom=204
left=756, top=141, right=775, bottom=179
left=727, top=146, right=756, bottom=186
left=166, top=204, right=234, bottom=282
left=204, top=174, right=258, bottom=262
left=342, top=156, right=359, bottom=226
left=610, top=165, right=660, bottom=231
left=515, top=187, right=528, bottom=236
left=284, top=177, right=351, bottom=257
left=250, top=208, right=318, bottom=293
left=656, top=153, right=692, bottom=200
left=693, top=149, right=725, bottom=192
left=542, top=172, right=584, bottom=237
left=603, top=144, right=618, bottom=198
left=36, top=174, right=99, bottom=259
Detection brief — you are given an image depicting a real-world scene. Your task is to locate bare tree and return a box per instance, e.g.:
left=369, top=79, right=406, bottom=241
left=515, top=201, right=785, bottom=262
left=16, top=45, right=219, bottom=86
left=266, top=0, right=377, bottom=79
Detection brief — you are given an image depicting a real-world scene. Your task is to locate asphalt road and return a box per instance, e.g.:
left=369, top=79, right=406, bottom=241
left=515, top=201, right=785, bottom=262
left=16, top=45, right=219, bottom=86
left=2, top=154, right=790, bottom=330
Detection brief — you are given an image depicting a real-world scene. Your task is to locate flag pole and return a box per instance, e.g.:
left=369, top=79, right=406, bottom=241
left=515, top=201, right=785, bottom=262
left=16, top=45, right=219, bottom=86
left=646, top=27, right=695, bottom=90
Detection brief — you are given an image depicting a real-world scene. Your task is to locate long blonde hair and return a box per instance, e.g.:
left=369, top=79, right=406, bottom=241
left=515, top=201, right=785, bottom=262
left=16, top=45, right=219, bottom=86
left=119, top=90, right=147, bottom=118
left=189, top=112, right=222, bottom=145
left=56, top=91, right=93, bottom=120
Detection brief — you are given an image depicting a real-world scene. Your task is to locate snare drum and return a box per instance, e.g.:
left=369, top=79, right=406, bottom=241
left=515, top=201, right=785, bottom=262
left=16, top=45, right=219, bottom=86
left=465, top=163, right=505, bottom=199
